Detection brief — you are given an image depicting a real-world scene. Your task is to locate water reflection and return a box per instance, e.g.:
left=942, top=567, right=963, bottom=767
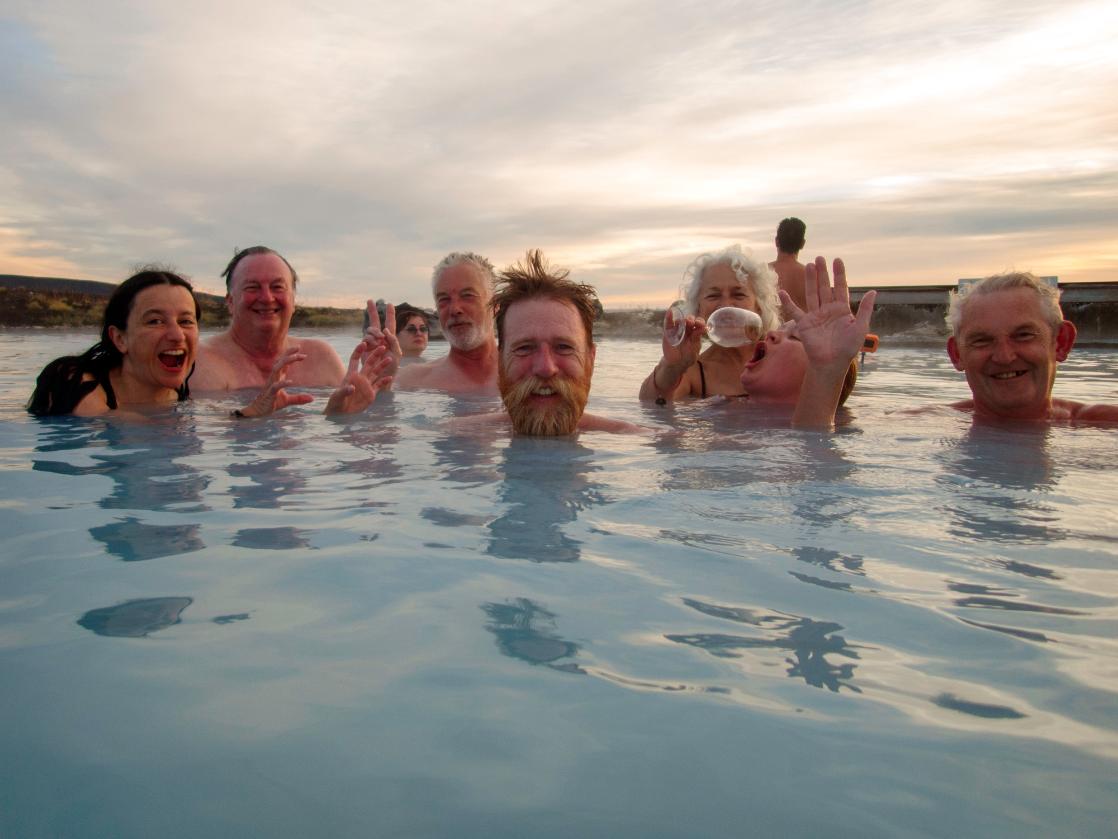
left=33, top=416, right=209, bottom=513
left=670, top=597, right=862, bottom=693
left=432, top=420, right=501, bottom=487
left=933, top=693, right=1026, bottom=720
left=481, top=598, right=584, bottom=674
left=77, top=597, right=192, bottom=637
left=233, top=526, right=314, bottom=550
left=486, top=439, right=606, bottom=563
left=936, top=423, right=1066, bottom=545
left=90, top=517, right=204, bottom=561
left=332, top=397, right=405, bottom=488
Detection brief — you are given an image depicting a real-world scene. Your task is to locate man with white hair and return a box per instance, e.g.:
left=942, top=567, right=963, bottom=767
left=946, top=272, right=1117, bottom=422
left=366, top=252, right=500, bottom=395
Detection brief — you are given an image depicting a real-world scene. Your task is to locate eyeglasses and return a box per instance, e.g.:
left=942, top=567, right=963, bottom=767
left=403, top=324, right=429, bottom=335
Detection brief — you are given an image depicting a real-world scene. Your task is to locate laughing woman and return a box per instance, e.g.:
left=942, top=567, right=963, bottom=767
left=28, top=269, right=201, bottom=417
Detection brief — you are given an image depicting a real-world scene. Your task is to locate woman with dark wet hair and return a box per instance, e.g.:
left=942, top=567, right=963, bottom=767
left=28, top=269, right=200, bottom=416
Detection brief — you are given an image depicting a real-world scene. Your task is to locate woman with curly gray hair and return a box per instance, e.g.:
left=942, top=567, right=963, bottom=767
left=639, top=245, right=781, bottom=402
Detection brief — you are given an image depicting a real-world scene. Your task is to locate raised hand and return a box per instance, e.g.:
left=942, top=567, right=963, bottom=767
left=362, top=299, right=403, bottom=377
left=781, top=257, right=876, bottom=372
left=325, top=340, right=395, bottom=415
left=237, top=346, right=314, bottom=417
left=662, top=308, right=706, bottom=364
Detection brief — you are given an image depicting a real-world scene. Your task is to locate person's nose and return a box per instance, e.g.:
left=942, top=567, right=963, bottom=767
left=167, top=320, right=185, bottom=342
left=990, top=337, right=1016, bottom=364
left=765, top=329, right=783, bottom=344
left=531, top=346, right=559, bottom=378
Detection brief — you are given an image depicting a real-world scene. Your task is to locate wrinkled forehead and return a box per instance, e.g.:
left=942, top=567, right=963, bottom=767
left=502, top=297, right=589, bottom=347
left=231, top=253, right=295, bottom=290
left=960, top=287, right=1050, bottom=334
left=700, top=260, right=747, bottom=290
left=435, top=263, right=491, bottom=299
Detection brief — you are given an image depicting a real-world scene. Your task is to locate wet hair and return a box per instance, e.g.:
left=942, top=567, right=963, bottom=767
left=221, top=245, right=299, bottom=290
left=946, top=272, right=1063, bottom=337
left=27, top=269, right=199, bottom=416
left=431, top=251, right=497, bottom=295
left=682, top=245, right=782, bottom=334
left=395, top=305, right=430, bottom=332
left=776, top=218, right=806, bottom=254
left=491, top=250, right=598, bottom=349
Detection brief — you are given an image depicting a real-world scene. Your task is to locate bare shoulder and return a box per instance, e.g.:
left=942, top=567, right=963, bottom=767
left=291, top=336, right=342, bottom=358
left=445, top=410, right=509, bottom=434
left=1063, top=400, right=1118, bottom=425
left=578, top=413, right=650, bottom=435
left=73, top=383, right=110, bottom=417
left=191, top=340, right=238, bottom=391
left=394, top=357, right=442, bottom=389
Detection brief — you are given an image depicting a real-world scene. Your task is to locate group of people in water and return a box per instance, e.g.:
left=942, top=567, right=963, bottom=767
left=27, top=217, right=1118, bottom=429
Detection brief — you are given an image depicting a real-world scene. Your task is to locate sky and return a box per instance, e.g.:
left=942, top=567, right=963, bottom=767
left=2, top=0, right=1117, bottom=308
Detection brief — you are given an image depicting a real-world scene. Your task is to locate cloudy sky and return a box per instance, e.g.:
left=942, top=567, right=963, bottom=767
left=2, top=0, right=1116, bottom=307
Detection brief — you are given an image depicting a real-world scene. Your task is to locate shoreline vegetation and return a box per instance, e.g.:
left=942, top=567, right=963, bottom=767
left=4, top=273, right=1117, bottom=344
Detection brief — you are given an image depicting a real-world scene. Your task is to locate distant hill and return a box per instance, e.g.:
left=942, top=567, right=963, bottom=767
left=0, top=274, right=363, bottom=328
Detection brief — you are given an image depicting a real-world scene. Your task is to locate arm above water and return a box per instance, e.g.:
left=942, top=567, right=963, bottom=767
left=358, top=300, right=403, bottom=387
left=324, top=340, right=395, bottom=415
left=233, top=346, right=315, bottom=418
left=788, top=257, right=876, bottom=430
left=638, top=311, right=706, bottom=401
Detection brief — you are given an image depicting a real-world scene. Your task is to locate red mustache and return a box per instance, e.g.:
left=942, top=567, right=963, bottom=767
left=499, top=373, right=590, bottom=436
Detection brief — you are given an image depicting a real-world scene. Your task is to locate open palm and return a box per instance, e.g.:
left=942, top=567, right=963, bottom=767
left=783, top=257, right=876, bottom=370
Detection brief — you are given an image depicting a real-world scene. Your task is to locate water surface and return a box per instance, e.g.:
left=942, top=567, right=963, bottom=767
left=1, top=329, right=1116, bottom=838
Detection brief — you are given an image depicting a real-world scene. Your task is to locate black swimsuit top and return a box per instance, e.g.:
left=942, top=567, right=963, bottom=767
left=695, top=360, right=748, bottom=399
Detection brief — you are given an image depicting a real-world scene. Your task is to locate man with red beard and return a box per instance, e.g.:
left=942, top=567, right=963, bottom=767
left=491, top=250, right=639, bottom=435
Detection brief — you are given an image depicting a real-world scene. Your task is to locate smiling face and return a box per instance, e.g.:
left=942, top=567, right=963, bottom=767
left=695, top=261, right=759, bottom=321
left=226, top=252, right=295, bottom=335
left=947, top=288, right=1075, bottom=419
left=109, top=284, right=199, bottom=399
left=739, top=323, right=808, bottom=402
left=434, top=262, right=493, bottom=352
left=498, top=297, right=596, bottom=436
left=398, top=313, right=429, bottom=357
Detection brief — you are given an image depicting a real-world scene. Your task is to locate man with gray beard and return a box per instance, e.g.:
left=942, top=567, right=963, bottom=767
left=368, top=252, right=500, bottom=395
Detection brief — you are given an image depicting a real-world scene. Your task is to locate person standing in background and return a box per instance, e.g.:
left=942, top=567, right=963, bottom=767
left=770, top=217, right=808, bottom=312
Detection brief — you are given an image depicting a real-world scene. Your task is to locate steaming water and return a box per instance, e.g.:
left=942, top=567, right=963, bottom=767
left=1, top=328, right=1117, bottom=838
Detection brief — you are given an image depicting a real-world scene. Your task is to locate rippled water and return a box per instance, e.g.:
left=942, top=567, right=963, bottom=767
left=1, top=328, right=1117, bottom=838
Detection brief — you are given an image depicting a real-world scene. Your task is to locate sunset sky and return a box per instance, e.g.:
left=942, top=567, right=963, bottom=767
left=2, top=1, right=1116, bottom=308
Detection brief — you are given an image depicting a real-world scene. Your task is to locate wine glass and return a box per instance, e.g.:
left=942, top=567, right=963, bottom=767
left=662, top=282, right=689, bottom=347
left=705, top=307, right=763, bottom=347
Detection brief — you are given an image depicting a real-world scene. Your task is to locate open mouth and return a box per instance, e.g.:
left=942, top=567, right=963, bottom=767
left=745, top=340, right=766, bottom=367
left=159, top=350, right=187, bottom=370
left=991, top=370, right=1027, bottom=380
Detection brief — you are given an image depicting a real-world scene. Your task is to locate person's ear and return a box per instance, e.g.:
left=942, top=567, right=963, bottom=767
left=588, top=342, right=596, bottom=373
left=946, top=336, right=963, bottom=371
left=225, top=293, right=234, bottom=316
left=1054, top=320, right=1076, bottom=361
left=108, top=325, right=128, bottom=355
